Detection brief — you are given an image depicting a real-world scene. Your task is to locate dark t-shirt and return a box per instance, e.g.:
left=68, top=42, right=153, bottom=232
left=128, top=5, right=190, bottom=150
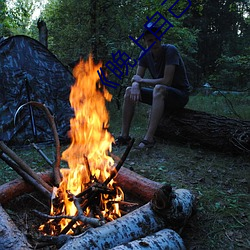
left=138, top=44, right=191, bottom=91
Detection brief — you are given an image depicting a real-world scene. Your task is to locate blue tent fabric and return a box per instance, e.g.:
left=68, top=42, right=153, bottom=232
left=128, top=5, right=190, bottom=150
left=0, top=35, right=74, bottom=144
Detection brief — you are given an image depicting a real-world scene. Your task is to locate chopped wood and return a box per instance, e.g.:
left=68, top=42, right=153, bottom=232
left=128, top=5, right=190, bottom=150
left=0, top=204, right=32, bottom=249
left=59, top=185, right=195, bottom=250
left=156, top=108, right=250, bottom=154
left=110, top=228, right=186, bottom=250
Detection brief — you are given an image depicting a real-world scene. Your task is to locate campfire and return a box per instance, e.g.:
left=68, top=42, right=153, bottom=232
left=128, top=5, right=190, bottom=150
left=0, top=55, right=196, bottom=249
left=39, top=55, right=128, bottom=236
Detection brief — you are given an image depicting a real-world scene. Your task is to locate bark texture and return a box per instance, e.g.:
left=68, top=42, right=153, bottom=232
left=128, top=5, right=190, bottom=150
left=110, top=228, right=185, bottom=250
left=156, top=108, right=250, bottom=154
left=0, top=204, right=32, bottom=249
left=59, top=187, right=195, bottom=250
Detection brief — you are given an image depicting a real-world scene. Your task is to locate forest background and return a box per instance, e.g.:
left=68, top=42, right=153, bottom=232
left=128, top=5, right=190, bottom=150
left=1, top=0, right=250, bottom=93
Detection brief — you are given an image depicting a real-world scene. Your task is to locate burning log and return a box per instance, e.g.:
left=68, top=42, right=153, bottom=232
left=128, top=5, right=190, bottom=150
left=110, top=228, right=185, bottom=250
left=59, top=185, right=195, bottom=250
left=156, top=108, right=250, bottom=154
left=0, top=204, right=32, bottom=249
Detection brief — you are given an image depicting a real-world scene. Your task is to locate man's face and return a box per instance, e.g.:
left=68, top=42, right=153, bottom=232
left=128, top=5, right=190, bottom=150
left=144, top=32, right=162, bottom=51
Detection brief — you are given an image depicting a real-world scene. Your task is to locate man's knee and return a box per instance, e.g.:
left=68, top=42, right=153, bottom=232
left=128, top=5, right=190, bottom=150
left=124, top=87, right=132, bottom=98
left=153, top=84, right=167, bottom=98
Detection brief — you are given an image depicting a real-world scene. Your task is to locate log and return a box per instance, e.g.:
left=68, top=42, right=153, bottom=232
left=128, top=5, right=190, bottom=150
left=59, top=187, right=195, bottom=250
left=110, top=228, right=185, bottom=250
left=114, top=167, right=162, bottom=202
left=155, top=108, right=250, bottom=154
left=0, top=171, right=53, bottom=205
left=0, top=204, right=32, bottom=249
left=0, top=167, right=159, bottom=205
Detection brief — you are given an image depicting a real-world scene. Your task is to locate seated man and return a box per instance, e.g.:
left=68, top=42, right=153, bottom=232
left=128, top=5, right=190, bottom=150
left=116, top=22, right=191, bottom=148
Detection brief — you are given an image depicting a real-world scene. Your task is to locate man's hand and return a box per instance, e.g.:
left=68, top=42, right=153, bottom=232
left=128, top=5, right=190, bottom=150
left=131, top=75, right=142, bottom=83
left=130, top=82, right=141, bottom=102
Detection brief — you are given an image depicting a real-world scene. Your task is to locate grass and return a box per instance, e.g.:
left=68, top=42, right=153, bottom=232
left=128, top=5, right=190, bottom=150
left=0, top=93, right=249, bottom=249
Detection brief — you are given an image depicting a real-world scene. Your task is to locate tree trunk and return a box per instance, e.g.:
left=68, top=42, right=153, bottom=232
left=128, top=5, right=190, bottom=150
left=156, top=108, right=250, bottom=154
left=0, top=204, right=32, bottom=249
left=37, top=19, right=48, bottom=47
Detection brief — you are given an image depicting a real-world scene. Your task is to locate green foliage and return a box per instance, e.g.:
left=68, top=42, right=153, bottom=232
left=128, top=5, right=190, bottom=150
left=2, top=0, right=250, bottom=91
left=208, top=55, right=250, bottom=89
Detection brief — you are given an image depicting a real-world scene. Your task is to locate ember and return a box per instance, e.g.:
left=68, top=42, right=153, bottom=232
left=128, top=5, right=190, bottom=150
left=40, top=55, right=125, bottom=235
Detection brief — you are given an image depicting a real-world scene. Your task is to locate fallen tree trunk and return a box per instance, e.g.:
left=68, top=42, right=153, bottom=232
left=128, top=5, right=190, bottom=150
left=155, top=108, right=250, bottom=154
left=0, top=204, right=32, bottom=249
left=60, top=186, right=195, bottom=250
left=110, top=228, right=185, bottom=250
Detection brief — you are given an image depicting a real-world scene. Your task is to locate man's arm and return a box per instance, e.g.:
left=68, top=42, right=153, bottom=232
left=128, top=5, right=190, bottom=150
left=133, top=64, right=176, bottom=87
left=129, top=66, right=146, bottom=102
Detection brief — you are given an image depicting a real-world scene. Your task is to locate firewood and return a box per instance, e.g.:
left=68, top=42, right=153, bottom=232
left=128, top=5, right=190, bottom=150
left=115, top=167, right=162, bottom=202
left=0, top=171, right=53, bottom=204
left=0, top=152, right=51, bottom=199
left=0, top=141, right=52, bottom=193
left=59, top=186, right=195, bottom=250
left=0, top=204, right=32, bottom=249
left=110, top=228, right=186, bottom=250
left=0, top=167, right=159, bottom=205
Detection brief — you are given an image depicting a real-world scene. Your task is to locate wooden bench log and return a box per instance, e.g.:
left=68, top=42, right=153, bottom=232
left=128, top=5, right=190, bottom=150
left=0, top=204, right=32, bottom=249
left=155, top=108, right=250, bottom=154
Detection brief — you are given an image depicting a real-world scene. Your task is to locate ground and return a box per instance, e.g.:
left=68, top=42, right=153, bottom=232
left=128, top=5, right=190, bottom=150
left=0, top=94, right=249, bottom=249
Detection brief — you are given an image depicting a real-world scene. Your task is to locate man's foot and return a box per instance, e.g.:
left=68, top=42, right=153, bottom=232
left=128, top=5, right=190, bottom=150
left=114, top=136, right=132, bottom=147
left=137, top=139, right=155, bottom=149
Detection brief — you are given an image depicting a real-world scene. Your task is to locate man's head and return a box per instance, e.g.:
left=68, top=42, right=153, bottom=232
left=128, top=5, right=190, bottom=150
left=143, top=22, right=162, bottom=38
left=143, top=22, right=162, bottom=51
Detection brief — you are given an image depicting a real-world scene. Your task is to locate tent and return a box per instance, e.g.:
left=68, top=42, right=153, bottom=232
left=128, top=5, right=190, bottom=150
left=0, top=35, right=75, bottom=145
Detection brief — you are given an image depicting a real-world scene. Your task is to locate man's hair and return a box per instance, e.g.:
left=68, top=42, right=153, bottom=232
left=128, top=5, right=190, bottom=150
left=143, top=22, right=162, bottom=37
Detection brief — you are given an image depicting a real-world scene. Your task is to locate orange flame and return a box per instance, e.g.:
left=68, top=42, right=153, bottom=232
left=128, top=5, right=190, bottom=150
left=43, top=55, right=123, bottom=234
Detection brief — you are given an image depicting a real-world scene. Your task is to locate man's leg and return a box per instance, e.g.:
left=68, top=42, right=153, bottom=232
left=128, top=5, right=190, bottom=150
left=139, top=85, right=166, bottom=147
left=120, top=87, right=136, bottom=138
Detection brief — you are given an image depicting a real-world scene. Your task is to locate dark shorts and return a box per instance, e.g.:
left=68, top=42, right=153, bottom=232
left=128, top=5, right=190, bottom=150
left=140, top=87, right=189, bottom=112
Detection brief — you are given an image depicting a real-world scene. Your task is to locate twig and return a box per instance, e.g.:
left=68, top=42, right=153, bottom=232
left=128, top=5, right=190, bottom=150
left=32, top=143, right=53, bottom=167
left=103, top=138, right=135, bottom=186
left=0, top=151, right=52, bottom=200
left=0, top=141, right=52, bottom=194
